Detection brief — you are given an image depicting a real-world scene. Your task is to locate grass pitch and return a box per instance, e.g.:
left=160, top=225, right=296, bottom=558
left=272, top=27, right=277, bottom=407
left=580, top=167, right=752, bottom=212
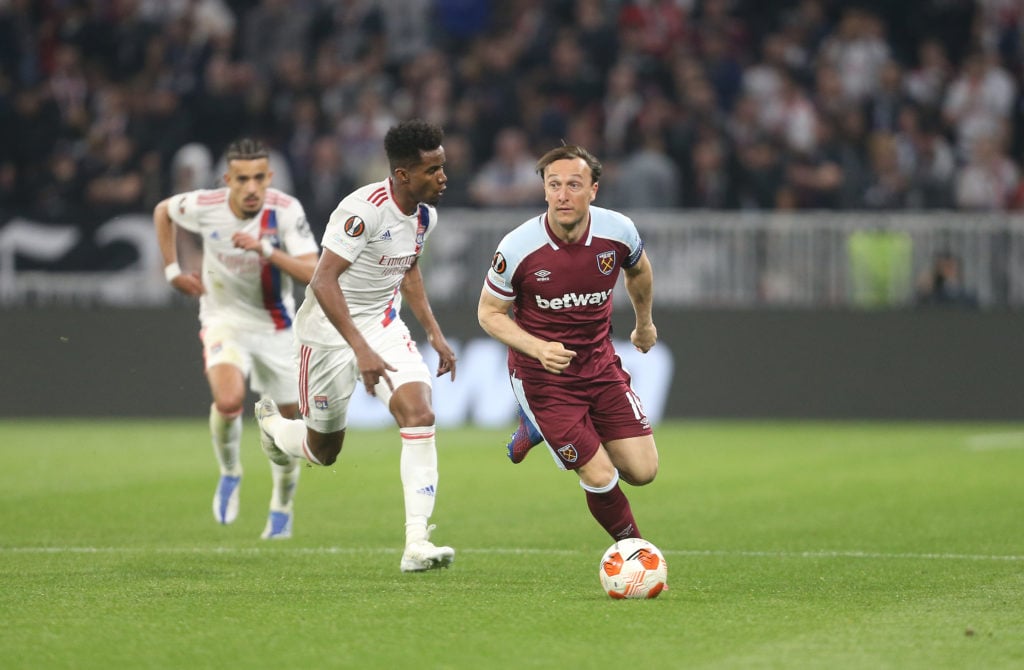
left=1, top=419, right=1022, bottom=669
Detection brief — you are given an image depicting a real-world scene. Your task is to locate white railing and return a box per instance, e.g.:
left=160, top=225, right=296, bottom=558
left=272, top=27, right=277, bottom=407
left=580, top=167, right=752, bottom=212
left=3, top=210, right=1023, bottom=308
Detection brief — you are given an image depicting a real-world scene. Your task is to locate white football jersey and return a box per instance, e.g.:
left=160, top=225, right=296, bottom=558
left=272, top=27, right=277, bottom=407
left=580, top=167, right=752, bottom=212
left=168, top=187, right=319, bottom=332
left=295, top=178, right=438, bottom=348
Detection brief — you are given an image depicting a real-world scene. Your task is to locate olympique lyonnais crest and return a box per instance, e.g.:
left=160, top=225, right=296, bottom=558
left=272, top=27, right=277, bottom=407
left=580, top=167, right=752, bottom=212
left=557, top=443, right=578, bottom=463
left=596, top=250, right=616, bottom=275
left=314, top=395, right=329, bottom=410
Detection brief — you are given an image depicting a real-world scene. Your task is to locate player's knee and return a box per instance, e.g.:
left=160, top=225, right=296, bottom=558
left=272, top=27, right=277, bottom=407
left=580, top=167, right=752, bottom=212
left=634, top=466, right=658, bottom=486
left=309, top=432, right=344, bottom=466
left=394, top=406, right=435, bottom=428
left=620, top=463, right=658, bottom=487
left=213, top=398, right=244, bottom=416
left=313, top=443, right=342, bottom=466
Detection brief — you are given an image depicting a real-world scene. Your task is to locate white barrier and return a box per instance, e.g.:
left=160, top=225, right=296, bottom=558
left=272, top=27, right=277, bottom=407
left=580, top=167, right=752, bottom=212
left=4, top=210, right=1024, bottom=308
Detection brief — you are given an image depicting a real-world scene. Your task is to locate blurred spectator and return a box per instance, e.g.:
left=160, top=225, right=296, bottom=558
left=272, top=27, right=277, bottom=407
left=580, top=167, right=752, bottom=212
left=817, top=7, right=891, bottom=104
left=954, top=133, right=1021, bottom=210
left=615, top=0, right=692, bottom=71
left=812, top=63, right=847, bottom=122
left=861, top=132, right=910, bottom=210
left=294, top=135, right=353, bottom=242
left=82, top=135, right=145, bottom=221
left=742, top=32, right=789, bottom=108
left=832, top=108, right=873, bottom=209
left=378, top=0, right=434, bottom=66
left=605, top=126, right=682, bottom=209
left=534, top=28, right=603, bottom=134
left=435, top=131, right=475, bottom=208
left=695, top=0, right=751, bottom=57
left=28, top=146, right=84, bottom=223
left=685, top=133, right=731, bottom=209
left=191, top=54, right=256, bottom=158
left=915, top=251, right=979, bottom=308
left=732, top=134, right=785, bottom=211
left=864, top=59, right=913, bottom=133
left=941, top=48, right=1017, bottom=160
left=240, top=0, right=312, bottom=81
left=699, top=28, right=744, bottom=113
left=572, top=0, right=619, bottom=74
left=171, top=143, right=214, bottom=192
left=468, top=127, right=540, bottom=208
left=760, top=67, right=818, bottom=155
left=433, top=0, right=492, bottom=52
left=894, top=106, right=956, bottom=209
left=602, top=60, right=644, bottom=158
left=781, top=0, right=830, bottom=58
left=334, top=84, right=397, bottom=186
left=782, top=132, right=843, bottom=210
left=904, top=38, right=954, bottom=113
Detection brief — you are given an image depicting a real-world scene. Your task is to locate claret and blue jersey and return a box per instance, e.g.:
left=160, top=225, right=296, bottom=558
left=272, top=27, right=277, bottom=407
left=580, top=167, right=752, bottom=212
left=484, top=205, right=644, bottom=379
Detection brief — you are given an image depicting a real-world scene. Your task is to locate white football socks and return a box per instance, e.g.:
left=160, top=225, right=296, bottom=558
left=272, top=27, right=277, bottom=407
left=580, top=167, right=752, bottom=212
left=209, top=404, right=242, bottom=477
left=268, top=459, right=300, bottom=512
left=265, top=414, right=323, bottom=465
left=400, top=426, right=438, bottom=545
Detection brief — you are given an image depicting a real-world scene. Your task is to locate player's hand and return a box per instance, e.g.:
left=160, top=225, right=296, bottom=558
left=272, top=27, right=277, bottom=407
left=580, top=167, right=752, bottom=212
left=231, top=231, right=261, bottom=253
left=631, top=323, right=657, bottom=353
left=429, top=333, right=457, bottom=381
left=538, top=341, right=576, bottom=374
left=170, top=272, right=205, bottom=297
left=357, top=350, right=397, bottom=396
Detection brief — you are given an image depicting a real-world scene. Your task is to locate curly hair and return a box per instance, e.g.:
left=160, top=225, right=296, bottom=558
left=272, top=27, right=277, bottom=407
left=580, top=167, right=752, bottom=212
left=535, top=144, right=603, bottom=183
left=384, top=119, right=444, bottom=170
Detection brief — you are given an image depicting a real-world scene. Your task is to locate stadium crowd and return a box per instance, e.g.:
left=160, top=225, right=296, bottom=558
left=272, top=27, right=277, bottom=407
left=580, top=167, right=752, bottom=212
left=1, top=0, right=1023, bottom=242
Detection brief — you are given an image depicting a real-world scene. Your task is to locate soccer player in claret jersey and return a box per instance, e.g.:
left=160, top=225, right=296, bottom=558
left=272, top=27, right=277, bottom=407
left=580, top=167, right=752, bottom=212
left=154, top=138, right=319, bottom=539
left=254, top=119, right=458, bottom=572
left=477, top=144, right=659, bottom=543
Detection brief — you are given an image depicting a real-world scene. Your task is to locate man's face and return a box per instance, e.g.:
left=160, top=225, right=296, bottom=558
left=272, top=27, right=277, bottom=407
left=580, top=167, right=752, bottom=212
left=225, top=157, right=272, bottom=219
left=543, top=157, right=597, bottom=228
left=405, top=147, right=447, bottom=206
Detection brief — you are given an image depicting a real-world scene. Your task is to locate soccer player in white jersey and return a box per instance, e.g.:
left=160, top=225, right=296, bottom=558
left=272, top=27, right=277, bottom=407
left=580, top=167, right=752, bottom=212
left=255, top=119, right=458, bottom=572
left=154, top=138, right=319, bottom=539
left=478, top=144, right=660, bottom=543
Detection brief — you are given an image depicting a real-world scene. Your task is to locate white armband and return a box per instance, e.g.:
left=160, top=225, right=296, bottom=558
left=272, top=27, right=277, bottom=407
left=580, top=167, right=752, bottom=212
left=261, top=239, right=274, bottom=259
left=164, top=262, right=182, bottom=282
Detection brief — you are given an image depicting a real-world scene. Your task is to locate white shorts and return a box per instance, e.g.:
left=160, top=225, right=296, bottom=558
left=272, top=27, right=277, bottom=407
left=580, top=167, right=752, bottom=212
left=297, top=317, right=431, bottom=433
left=200, top=322, right=299, bottom=404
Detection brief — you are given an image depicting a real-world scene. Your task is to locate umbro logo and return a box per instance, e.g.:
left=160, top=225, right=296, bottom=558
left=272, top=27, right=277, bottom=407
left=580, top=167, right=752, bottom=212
left=534, top=269, right=551, bottom=282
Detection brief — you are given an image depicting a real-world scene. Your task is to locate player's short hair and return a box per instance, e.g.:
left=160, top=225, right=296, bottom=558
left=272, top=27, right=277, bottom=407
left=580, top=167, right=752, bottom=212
left=536, top=144, right=603, bottom=184
left=224, top=138, right=269, bottom=163
left=384, top=119, right=444, bottom=170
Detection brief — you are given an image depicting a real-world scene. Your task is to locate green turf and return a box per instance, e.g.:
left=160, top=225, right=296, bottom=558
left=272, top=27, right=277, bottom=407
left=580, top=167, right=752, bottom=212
left=1, top=419, right=1022, bottom=669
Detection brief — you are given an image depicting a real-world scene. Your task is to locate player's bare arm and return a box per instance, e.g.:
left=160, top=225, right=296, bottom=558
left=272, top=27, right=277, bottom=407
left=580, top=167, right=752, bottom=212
left=400, top=259, right=457, bottom=380
left=477, top=288, right=577, bottom=374
left=230, top=231, right=317, bottom=284
left=312, top=248, right=396, bottom=395
left=624, top=251, right=657, bottom=353
left=154, top=198, right=204, bottom=296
